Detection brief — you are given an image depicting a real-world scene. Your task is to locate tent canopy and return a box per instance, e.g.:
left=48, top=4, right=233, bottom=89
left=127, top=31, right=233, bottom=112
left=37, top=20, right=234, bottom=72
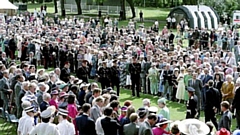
left=0, top=0, right=18, bottom=10
left=168, top=5, right=219, bottom=29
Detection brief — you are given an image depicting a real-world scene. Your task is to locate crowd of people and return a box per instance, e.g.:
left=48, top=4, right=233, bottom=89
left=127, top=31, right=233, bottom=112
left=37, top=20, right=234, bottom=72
left=0, top=7, right=240, bottom=135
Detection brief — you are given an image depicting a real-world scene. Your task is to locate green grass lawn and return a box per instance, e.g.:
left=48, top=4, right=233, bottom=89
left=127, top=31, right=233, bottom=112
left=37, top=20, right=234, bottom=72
left=26, top=2, right=170, bottom=22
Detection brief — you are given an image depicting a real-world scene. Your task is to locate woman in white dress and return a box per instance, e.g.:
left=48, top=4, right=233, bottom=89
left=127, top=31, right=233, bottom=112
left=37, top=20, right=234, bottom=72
left=176, top=67, right=186, bottom=103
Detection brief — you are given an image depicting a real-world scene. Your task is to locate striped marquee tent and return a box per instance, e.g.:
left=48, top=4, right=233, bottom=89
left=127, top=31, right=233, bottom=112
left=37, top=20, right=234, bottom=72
left=168, top=5, right=220, bottom=29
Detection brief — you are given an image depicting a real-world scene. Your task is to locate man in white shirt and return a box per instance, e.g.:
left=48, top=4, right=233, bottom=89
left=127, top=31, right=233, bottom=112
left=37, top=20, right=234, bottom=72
left=57, top=109, right=75, bottom=135
left=166, top=16, right=171, bottom=29
left=225, top=52, right=236, bottom=66
left=171, top=17, right=176, bottom=29
left=18, top=106, right=35, bottom=135
left=29, top=107, right=60, bottom=135
left=95, top=115, right=106, bottom=135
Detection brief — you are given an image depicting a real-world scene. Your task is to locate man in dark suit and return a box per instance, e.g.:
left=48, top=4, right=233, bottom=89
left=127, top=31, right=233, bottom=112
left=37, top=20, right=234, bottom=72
left=60, top=62, right=71, bottom=83
left=204, top=80, right=219, bottom=130
left=101, top=107, right=121, bottom=135
left=200, top=68, right=213, bottom=110
left=76, top=103, right=97, bottom=135
left=123, top=113, right=139, bottom=135
left=14, top=74, right=24, bottom=118
left=129, top=56, right=141, bottom=97
left=17, top=82, right=29, bottom=118
left=188, top=72, right=203, bottom=117
left=162, top=64, right=173, bottom=100
left=77, top=60, right=89, bottom=83
left=232, top=79, right=240, bottom=129
left=110, top=60, right=120, bottom=96
left=219, top=101, right=232, bottom=131
left=0, top=70, right=13, bottom=117
left=186, top=87, right=198, bottom=119
left=39, top=93, right=51, bottom=112
left=8, top=35, right=17, bottom=60
left=47, top=74, right=56, bottom=93
left=138, top=113, right=157, bottom=135
left=169, top=30, right=175, bottom=44
left=97, top=61, right=111, bottom=89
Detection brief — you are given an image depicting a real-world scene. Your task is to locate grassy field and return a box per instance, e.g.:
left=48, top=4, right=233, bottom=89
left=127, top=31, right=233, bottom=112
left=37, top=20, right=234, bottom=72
left=25, top=2, right=170, bottom=28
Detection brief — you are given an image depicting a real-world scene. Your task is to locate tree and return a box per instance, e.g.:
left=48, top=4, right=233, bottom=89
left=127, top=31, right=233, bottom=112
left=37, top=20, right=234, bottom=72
left=75, top=0, right=82, bottom=15
left=204, top=0, right=238, bottom=17
left=126, top=0, right=136, bottom=18
left=120, top=0, right=126, bottom=20
left=54, top=0, right=58, bottom=13
left=60, top=0, right=65, bottom=16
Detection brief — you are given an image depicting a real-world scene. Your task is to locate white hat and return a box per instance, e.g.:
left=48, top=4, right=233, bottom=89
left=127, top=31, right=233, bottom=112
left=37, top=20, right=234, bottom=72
left=236, top=78, right=240, bottom=84
left=75, top=79, right=83, bottom=85
left=38, top=82, right=49, bottom=92
left=148, top=106, right=158, bottom=113
left=178, top=119, right=210, bottom=135
left=58, top=108, right=68, bottom=116
left=24, top=106, right=34, bottom=113
left=156, top=118, right=172, bottom=127
left=80, top=83, right=90, bottom=88
left=40, top=106, right=56, bottom=118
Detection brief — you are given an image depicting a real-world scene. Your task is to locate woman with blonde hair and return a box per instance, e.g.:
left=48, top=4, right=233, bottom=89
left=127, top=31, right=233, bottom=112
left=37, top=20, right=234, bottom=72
left=176, top=67, right=186, bottom=103
left=9, top=66, right=16, bottom=81
left=102, top=94, right=111, bottom=107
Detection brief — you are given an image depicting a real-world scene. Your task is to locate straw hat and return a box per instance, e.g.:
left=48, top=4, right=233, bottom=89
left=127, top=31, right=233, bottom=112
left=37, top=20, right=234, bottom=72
left=178, top=119, right=210, bottom=135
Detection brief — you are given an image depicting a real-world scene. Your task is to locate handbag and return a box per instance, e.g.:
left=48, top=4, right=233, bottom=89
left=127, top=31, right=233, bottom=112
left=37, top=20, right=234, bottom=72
left=126, top=75, right=132, bottom=85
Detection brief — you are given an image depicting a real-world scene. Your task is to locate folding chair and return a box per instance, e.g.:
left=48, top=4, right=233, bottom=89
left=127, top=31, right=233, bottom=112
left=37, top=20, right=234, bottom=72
left=5, top=111, right=19, bottom=135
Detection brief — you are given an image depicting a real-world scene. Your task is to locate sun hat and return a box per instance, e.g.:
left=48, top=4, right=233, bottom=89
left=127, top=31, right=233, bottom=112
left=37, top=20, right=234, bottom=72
left=80, top=83, right=90, bottom=89
left=148, top=106, right=158, bottom=114
left=178, top=119, right=210, bottom=135
left=51, top=90, right=59, bottom=95
left=157, top=98, right=167, bottom=105
left=40, top=106, right=56, bottom=118
left=156, top=118, right=172, bottom=127
left=24, top=106, right=34, bottom=113
left=233, top=129, right=240, bottom=135
left=137, top=107, right=148, bottom=118
left=59, top=83, right=69, bottom=89
left=217, top=128, right=231, bottom=135
left=59, top=92, right=68, bottom=98
left=121, top=106, right=128, bottom=112
left=58, top=108, right=68, bottom=116
left=187, top=87, right=195, bottom=92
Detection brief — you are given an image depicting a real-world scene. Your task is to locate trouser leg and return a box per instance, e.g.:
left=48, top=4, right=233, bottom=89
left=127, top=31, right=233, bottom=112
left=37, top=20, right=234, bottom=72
left=236, top=109, right=240, bottom=129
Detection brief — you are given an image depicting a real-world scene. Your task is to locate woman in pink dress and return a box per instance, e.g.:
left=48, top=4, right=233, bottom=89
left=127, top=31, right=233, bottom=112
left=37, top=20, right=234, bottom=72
left=152, top=118, right=171, bottom=135
left=67, top=94, right=79, bottom=135
left=49, top=90, right=59, bottom=109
